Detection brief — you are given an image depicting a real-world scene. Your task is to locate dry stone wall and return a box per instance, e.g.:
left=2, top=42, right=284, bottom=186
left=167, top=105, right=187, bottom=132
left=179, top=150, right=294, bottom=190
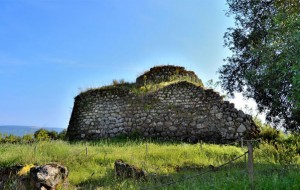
left=136, top=65, right=203, bottom=87
left=67, top=76, right=259, bottom=143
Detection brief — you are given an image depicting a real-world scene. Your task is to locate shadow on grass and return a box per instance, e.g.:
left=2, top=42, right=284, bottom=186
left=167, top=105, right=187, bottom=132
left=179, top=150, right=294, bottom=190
left=75, top=162, right=299, bottom=190
left=69, top=137, right=188, bottom=147
left=76, top=169, right=143, bottom=190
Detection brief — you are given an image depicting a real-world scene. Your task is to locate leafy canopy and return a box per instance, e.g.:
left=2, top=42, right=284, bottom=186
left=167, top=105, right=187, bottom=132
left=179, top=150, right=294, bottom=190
left=220, top=0, right=300, bottom=131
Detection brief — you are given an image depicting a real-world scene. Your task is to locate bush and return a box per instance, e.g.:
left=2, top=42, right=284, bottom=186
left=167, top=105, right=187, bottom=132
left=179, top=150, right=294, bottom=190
left=34, top=129, right=50, bottom=141
left=21, top=134, right=34, bottom=143
left=2, top=134, right=21, bottom=143
left=255, top=118, right=284, bottom=143
left=282, top=133, right=300, bottom=154
left=47, top=130, right=58, bottom=139
left=275, top=141, right=298, bottom=165
left=58, top=129, right=67, bottom=140
left=259, top=126, right=284, bottom=143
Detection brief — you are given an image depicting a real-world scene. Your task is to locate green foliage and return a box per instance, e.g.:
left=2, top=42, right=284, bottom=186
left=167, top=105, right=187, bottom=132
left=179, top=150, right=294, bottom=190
left=79, top=67, right=204, bottom=100
left=254, top=118, right=282, bottom=142
left=131, top=77, right=203, bottom=96
left=1, top=134, right=21, bottom=143
left=275, top=141, right=298, bottom=166
left=259, top=127, right=282, bottom=143
left=58, top=129, right=67, bottom=140
left=33, top=128, right=64, bottom=141
left=47, top=130, right=58, bottom=139
left=0, top=129, right=66, bottom=144
left=255, top=118, right=299, bottom=164
left=21, top=134, right=34, bottom=143
left=34, top=128, right=50, bottom=141
left=220, top=0, right=300, bottom=131
left=285, top=133, right=300, bottom=154
left=206, top=79, right=221, bottom=90
left=112, top=79, right=126, bottom=86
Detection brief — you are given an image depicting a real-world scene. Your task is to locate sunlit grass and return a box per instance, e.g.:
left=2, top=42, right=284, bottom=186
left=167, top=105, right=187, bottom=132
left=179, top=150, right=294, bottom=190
left=0, top=139, right=299, bottom=189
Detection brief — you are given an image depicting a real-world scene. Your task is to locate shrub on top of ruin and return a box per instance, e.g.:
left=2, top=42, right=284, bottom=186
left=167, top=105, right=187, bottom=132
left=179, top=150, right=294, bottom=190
left=112, top=79, right=127, bottom=86
left=112, top=79, right=119, bottom=86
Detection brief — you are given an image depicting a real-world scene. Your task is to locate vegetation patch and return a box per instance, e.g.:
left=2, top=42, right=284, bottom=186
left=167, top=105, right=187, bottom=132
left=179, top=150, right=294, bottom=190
left=0, top=136, right=299, bottom=189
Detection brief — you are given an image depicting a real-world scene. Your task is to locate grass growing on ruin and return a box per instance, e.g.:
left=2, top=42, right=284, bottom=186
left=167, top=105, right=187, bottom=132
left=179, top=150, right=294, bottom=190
left=79, top=74, right=204, bottom=97
left=0, top=139, right=299, bottom=189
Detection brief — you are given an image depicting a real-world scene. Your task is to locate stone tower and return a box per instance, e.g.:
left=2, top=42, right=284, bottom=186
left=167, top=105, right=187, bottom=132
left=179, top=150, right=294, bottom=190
left=67, top=65, right=259, bottom=142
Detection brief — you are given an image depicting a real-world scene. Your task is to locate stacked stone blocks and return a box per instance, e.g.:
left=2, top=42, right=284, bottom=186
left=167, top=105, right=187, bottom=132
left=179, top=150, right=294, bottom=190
left=67, top=66, right=258, bottom=142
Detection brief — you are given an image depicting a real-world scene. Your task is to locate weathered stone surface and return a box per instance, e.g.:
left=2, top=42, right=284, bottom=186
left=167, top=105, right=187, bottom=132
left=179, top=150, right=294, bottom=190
left=114, top=160, right=147, bottom=180
left=0, top=164, right=68, bottom=190
left=67, top=65, right=259, bottom=143
left=187, top=136, right=198, bottom=144
left=237, top=124, right=247, bottom=133
left=216, top=113, right=223, bottom=119
left=30, top=163, right=68, bottom=190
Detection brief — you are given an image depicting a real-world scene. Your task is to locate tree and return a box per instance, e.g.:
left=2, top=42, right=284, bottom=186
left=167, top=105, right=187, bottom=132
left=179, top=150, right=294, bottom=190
left=219, top=0, right=300, bottom=131
left=58, top=129, right=67, bottom=140
left=34, top=128, right=50, bottom=141
left=22, top=134, right=35, bottom=143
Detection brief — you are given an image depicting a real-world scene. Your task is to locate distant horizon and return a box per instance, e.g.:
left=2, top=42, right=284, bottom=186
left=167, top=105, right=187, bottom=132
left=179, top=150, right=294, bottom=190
left=0, top=125, right=65, bottom=137
left=0, top=125, right=66, bottom=129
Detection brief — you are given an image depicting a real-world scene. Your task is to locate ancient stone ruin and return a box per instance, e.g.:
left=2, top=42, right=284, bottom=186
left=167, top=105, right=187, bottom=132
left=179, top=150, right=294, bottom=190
left=67, top=65, right=259, bottom=143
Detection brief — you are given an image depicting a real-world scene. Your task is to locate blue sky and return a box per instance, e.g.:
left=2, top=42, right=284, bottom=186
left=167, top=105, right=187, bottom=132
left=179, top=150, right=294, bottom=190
left=0, top=0, right=236, bottom=128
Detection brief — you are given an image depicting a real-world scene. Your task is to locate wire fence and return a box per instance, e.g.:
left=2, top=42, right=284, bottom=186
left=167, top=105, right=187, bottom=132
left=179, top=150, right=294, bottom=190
left=31, top=137, right=261, bottom=189
left=140, top=138, right=260, bottom=190
left=140, top=151, right=249, bottom=190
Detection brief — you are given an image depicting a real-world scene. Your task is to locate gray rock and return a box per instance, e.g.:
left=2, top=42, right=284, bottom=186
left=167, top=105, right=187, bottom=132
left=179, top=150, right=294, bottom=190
left=29, top=163, right=68, bottom=190
left=216, top=113, right=223, bottom=119
left=196, top=123, right=207, bottom=129
left=164, top=122, right=172, bottom=127
left=237, top=124, right=246, bottom=133
left=145, top=119, right=152, bottom=124
left=114, top=160, right=147, bottom=180
left=169, top=126, right=177, bottom=131
left=238, top=110, right=246, bottom=118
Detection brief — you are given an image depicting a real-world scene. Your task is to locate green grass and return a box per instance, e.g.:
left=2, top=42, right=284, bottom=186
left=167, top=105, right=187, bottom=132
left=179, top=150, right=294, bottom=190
left=79, top=74, right=204, bottom=97
left=0, top=139, right=299, bottom=189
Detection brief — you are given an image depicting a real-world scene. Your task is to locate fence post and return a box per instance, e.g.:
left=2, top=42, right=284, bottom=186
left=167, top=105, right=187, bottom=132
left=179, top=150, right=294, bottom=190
left=244, top=151, right=247, bottom=172
left=34, top=144, right=37, bottom=161
left=34, top=144, right=37, bottom=154
left=200, top=140, right=203, bottom=151
left=146, top=142, right=148, bottom=158
left=247, top=142, right=254, bottom=190
left=241, top=137, right=244, bottom=148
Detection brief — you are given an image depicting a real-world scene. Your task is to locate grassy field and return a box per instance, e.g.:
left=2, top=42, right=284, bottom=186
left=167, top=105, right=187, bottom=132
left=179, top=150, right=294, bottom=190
left=0, top=139, right=299, bottom=189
